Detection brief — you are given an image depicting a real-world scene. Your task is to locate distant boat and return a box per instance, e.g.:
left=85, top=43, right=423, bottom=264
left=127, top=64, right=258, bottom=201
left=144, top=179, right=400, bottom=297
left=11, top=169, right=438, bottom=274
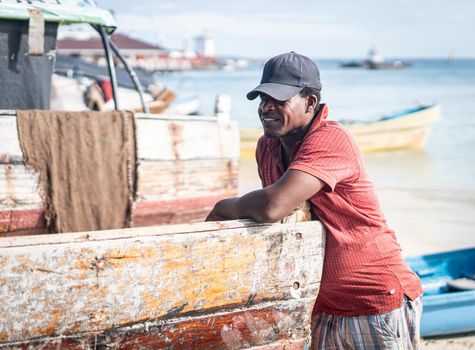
left=366, top=59, right=410, bottom=70
left=406, top=247, right=475, bottom=337
left=340, top=61, right=366, bottom=68
left=240, top=105, right=441, bottom=158
left=340, top=48, right=410, bottom=70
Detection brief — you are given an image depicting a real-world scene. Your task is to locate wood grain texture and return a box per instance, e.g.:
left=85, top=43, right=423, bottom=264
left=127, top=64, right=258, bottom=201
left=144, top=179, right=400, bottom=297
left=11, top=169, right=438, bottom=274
left=135, top=117, right=240, bottom=160
left=0, top=220, right=325, bottom=348
left=0, top=164, right=42, bottom=210
left=3, top=301, right=312, bottom=349
left=137, top=159, right=238, bottom=200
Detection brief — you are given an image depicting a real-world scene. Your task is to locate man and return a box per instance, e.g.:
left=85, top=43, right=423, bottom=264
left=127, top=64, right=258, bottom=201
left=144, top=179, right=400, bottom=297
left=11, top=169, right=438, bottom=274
left=206, top=52, right=423, bottom=349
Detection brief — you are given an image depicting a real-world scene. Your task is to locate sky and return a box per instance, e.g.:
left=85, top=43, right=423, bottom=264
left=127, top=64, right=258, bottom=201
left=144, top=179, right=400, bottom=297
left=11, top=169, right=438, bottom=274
left=97, top=0, right=475, bottom=59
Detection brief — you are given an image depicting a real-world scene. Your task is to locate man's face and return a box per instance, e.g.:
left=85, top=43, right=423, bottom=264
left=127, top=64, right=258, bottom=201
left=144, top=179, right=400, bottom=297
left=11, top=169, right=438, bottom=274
left=258, top=93, right=308, bottom=139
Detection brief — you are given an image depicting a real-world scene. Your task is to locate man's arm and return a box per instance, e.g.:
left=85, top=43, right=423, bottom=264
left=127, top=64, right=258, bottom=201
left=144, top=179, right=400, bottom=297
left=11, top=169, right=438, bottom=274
left=205, top=169, right=324, bottom=222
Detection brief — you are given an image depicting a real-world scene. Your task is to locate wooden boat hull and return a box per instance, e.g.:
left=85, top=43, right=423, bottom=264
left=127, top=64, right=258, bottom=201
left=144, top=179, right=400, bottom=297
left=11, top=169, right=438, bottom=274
left=406, top=247, right=475, bottom=337
left=0, top=219, right=325, bottom=348
left=0, top=112, right=239, bottom=236
left=240, top=105, right=441, bottom=158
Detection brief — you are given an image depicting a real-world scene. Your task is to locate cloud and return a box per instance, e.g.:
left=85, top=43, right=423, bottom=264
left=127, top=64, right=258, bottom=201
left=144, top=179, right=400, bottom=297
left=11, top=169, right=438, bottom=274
left=115, top=11, right=366, bottom=50
left=98, top=0, right=475, bottom=58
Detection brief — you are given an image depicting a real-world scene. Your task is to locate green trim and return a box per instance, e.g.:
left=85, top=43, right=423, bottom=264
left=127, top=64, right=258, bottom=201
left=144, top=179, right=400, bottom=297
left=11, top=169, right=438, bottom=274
left=0, top=2, right=116, bottom=32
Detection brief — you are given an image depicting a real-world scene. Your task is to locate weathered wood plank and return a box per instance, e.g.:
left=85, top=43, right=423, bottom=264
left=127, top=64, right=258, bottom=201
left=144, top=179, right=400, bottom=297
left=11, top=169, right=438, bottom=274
left=135, top=117, right=240, bottom=160
left=3, top=300, right=312, bottom=349
left=0, top=220, right=325, bottom=347
left=0, top=158, right=238, bottom=211
left=0, top=208, right=46, bottom=235
left=1, top=115, right=241, bottom=162
left=0, top=164, right=42, bottom=210
left=0, top=220, right=266, bottom=248
left=0, top=193, right=234, bottom=236
left=0, top=116, right=23, bottom=162
left=137, top=159, right=238, bottom=199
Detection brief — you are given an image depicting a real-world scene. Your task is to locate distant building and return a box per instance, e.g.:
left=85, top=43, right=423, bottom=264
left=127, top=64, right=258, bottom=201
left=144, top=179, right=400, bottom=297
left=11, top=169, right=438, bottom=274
left=194, top=35, right=216, bottom=58
left=57, top=32, right=193, bottom=71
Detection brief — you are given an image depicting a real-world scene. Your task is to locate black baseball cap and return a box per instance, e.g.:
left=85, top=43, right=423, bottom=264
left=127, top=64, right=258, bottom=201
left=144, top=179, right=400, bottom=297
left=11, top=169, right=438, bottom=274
left=247, top=52, right=322, bottom=101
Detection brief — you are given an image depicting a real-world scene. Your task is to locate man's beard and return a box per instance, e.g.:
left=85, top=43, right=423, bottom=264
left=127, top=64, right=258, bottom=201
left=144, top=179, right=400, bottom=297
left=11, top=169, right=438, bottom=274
left=263, top=129, right=280, bottom=139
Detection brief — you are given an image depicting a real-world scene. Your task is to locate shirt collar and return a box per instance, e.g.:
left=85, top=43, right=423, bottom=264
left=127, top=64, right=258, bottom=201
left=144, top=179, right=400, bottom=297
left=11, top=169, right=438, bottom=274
left=265, top=103, right=329, bottom=168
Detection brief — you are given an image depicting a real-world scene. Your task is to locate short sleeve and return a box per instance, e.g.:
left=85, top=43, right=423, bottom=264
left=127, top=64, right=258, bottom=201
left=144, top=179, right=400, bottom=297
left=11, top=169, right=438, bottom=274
left=288, top=125, right=360, bottom=192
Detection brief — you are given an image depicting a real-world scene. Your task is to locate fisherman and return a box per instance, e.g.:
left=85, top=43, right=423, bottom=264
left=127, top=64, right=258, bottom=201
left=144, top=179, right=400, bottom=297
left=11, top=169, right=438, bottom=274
left=206, top=52, right=423, bottom=349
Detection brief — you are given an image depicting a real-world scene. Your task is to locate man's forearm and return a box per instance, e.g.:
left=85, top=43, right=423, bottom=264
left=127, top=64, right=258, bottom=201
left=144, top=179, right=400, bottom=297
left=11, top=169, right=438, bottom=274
left=206, top=170, right=323, bottom=223
left=207, top=189, right=283, bottom=223
left=234, top=189, right=280, bottom=222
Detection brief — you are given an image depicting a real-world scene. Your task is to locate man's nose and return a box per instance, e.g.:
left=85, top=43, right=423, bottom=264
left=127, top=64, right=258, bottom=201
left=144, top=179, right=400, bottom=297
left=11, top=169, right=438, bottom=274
left=260, top=100, right=275, bottom=113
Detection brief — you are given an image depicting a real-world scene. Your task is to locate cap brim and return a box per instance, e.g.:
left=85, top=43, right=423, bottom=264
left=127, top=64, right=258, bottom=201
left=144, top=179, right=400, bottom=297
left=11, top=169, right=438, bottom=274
left=246, top=83, right=303, bottom=101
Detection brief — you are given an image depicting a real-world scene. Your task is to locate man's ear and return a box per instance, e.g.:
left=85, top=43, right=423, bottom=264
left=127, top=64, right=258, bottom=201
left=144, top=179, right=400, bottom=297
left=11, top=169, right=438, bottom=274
left=306, top=94, right=318, bottom=113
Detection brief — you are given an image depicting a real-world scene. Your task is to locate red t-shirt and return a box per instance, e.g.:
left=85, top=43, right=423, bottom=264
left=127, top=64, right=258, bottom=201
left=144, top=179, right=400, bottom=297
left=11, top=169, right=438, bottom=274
left=256, top=104, right=423, bottom=316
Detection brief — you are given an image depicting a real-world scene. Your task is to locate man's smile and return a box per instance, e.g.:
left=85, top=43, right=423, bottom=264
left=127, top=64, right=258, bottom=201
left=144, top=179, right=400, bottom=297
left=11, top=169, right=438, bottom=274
left=260, top=113, right=281, bottom=123
left=262, top=117, right=279, bottom=122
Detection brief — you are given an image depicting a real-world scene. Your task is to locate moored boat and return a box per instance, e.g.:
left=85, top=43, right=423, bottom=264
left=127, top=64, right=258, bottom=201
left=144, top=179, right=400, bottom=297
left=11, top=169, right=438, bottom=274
left=340, top=48, right=411, bottom=70
left=0, top=111, right=239, bottom=236
left=53, top=54, right=202, bottom=115
left=406, top=247, right=475, bottom=337
left=342, top=104, right=441, bottom=153
left=0, top=219, right=326, bottom=348
left=240, top=104, right=441, bottom=158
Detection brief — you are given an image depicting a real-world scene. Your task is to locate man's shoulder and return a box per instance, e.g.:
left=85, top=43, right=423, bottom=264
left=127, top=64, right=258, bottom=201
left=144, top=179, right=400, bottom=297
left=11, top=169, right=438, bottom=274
left=301, top=121, right=362, bottom=161
left=316, top=120, right=347, bottom=134
left=306, top=120, right=353, bottom=142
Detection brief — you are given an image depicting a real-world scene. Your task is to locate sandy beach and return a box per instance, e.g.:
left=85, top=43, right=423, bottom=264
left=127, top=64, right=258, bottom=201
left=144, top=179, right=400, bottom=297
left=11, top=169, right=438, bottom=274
left=239, top=156, right=475, bottom=348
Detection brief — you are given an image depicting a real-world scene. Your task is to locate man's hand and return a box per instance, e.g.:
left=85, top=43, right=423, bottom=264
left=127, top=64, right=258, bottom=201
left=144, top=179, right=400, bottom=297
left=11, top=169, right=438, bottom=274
left=205, top=198, right=237, bottom=221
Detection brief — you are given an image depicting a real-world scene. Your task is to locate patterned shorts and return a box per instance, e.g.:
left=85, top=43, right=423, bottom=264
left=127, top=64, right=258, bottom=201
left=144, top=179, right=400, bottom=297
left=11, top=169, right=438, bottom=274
left=309, top=296, right=423, bottom=350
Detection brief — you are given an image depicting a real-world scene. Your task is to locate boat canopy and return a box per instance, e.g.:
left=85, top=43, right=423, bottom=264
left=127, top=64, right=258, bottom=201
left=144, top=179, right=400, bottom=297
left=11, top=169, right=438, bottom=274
left=0, top=0, right=116, bottom=33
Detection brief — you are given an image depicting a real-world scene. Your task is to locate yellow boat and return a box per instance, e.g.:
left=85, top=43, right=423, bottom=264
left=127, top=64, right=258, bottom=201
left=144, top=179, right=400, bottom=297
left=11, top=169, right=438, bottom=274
left=240, top=104, right=441, bottom=158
